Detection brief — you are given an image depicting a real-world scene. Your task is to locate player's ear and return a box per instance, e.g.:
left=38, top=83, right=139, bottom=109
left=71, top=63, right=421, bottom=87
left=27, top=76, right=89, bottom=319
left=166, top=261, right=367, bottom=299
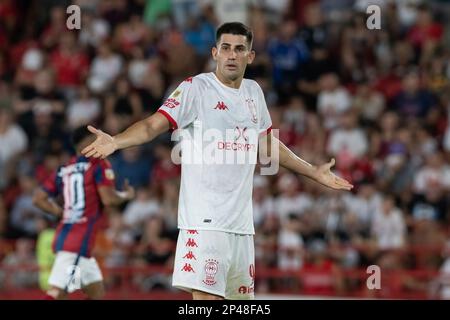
left=247, top=49, right=255, bottom=64
left=212, top=46, right=218, bottom=61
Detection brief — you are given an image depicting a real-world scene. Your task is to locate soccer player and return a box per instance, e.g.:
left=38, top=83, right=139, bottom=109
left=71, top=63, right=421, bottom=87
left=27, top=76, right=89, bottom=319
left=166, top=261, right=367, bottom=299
left=32, top=126, right=135, bottom=299
left=81, top=22, right=353, bottom=300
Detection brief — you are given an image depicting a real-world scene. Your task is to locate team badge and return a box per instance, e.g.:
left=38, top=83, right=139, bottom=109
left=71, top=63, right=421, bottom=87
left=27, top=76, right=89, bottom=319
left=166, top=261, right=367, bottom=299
left=105, top=169, right=115, bottom=180
left=246, top=99, right=258, bottom=123
left=202, top=259, right=219, bottom=286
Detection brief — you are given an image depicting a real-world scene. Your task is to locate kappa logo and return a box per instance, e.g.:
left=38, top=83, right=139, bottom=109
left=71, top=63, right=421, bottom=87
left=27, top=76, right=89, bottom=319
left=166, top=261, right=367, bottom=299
left=202, top=259, right=219, bottom=286
left=234, top=126, right=249, bottom=142
left=183, top=251, right=197, bottom=260
left=181, top=263, right=195, bottom=273
left=185, top=238, right=198, bottom=248
left=187, top=230, right=199, bottom=235
left=214, top=101, right=228, bottom=111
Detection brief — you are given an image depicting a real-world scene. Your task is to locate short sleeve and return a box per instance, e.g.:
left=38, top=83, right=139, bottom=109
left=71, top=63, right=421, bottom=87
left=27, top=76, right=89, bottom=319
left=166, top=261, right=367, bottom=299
left=94, top=159, right=116, bottom=188
left=256, top=85, right=272, bottom=136
left=157, top=77, right=199, bottom=130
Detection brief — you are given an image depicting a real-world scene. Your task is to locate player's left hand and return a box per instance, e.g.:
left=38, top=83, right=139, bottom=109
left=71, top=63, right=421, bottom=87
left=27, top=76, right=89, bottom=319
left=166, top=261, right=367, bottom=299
left=314, top=158, right=353, bottom=191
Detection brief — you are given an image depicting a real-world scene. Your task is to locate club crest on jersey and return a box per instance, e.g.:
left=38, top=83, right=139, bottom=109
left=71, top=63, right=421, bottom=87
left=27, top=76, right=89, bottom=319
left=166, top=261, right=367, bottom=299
left=246, top=99, right=257, bottom=123
left=203, top=259, right=219, bottom=286
left=105, top=169, right=115, bottom=180
left=171, top=89, right=181, bottom=98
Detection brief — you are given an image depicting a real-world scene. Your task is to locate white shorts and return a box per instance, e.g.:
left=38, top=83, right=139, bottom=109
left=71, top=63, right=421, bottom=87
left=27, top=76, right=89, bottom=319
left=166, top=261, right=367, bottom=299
left=48, top=251, right=103, bottom=292
left=172, top=229, right=255, bottom=300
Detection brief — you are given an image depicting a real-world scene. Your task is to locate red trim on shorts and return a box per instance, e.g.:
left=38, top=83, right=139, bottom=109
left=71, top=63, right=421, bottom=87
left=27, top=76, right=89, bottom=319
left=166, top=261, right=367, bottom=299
left=157, top=109, right=178, bottom=130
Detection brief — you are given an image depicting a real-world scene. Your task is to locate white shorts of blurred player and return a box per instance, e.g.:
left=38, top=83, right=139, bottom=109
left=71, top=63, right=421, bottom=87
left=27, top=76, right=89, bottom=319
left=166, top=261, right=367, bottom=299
left=48, top=251, right=103, bottom=293
left=172, top=229, right=255, bottom=300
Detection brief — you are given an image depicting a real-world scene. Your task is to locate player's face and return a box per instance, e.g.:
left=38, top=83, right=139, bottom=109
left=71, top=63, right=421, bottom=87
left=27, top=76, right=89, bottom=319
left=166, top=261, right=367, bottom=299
left=212, top=34, right=255, bottom=82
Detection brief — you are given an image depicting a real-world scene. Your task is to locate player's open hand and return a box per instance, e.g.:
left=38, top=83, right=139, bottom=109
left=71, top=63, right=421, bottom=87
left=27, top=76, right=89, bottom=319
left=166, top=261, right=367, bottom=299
left=82, top=126, right=117, bottom=159
left=314, top=158, right=353, bottom=191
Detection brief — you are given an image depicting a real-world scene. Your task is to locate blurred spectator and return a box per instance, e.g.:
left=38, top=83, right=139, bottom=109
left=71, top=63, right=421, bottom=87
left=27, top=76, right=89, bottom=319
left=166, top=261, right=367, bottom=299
left=110, top=146, right=153, bottom=188
left=171, top=0, right=201, bottom=29
left=115, top=14, right=150, bottom=55
left=104, top=77, right=143, bottom=132
left=49, top=32, right=89, bottom=93
left=301, top=239, right=344, bottom=296
left=67, top=85, right=101, bottom=130
left=268, top=19, right=309, bottom=102
left=317, top=73, right=352, bottom=130
left=41, top=6, right=67, bottom=50
left=9, top=174, right=46, bottom=238
left=79, top=8, right=111, bottom=48
left=200, top=0, right=254, bottom=26
left=253, top=175, right=275, bottom=228
left=275, top=173, right=313, bottom=224
left=352, top=82, right=386, bottom=125
left=299, top=2, right=328, bottom=51
left=392, top=69, right=437, bottom=120
left=371, top=195, right=406, bottom=250
left=327, top=110, right=368, bottom=160
left=277, top=214, right=304, bottom=271
left=123, top=187, right=160, bottom=237
left=87, top=41, right=123, bottom=94
left=182, top=15, right=216, bottom=59
left=0, top=100, right=28, bottom=190
left=2, top=238, right=38, bottom=288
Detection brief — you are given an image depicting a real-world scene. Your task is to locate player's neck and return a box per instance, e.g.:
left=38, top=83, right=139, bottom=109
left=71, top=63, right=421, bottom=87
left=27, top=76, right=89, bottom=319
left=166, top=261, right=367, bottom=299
left=214, top=70, right=243, bottom=90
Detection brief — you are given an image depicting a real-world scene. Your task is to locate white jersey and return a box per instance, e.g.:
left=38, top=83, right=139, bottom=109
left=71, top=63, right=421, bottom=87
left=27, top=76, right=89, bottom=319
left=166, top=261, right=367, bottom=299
left=158, top=72, right=272, bottom=235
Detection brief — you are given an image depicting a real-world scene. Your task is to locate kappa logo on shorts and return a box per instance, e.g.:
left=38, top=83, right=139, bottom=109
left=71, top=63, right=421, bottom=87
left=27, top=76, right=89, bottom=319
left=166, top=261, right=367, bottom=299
left=187, top=230, right=198, bottom=235
left=183, top=251, right=197, bottom=260
left=202, top=259, right=219, bottom=286
left=181, top=263, right=195, bottom=273
left=185, top=238, right=198, bottom=247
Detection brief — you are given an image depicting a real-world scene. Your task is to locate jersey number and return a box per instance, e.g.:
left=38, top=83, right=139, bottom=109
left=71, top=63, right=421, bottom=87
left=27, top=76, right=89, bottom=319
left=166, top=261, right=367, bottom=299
left=63, top=172, right=86, bottom=221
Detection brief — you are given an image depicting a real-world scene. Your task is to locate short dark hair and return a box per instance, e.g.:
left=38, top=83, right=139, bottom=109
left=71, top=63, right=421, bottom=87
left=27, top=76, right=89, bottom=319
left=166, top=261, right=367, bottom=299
left=71, top=126, right=92, bottom=148
left=216, top=22, right=253, bottom=47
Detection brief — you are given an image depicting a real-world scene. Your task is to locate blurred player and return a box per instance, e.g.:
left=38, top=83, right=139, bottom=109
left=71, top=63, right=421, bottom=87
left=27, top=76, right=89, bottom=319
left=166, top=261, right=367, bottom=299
left=33, top=126, right=135, bottom=299
left=81, top=22, right=353, bottom=300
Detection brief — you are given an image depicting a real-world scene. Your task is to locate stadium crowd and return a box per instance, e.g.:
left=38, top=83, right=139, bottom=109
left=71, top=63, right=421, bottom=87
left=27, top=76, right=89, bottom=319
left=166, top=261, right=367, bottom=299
left=1, top=0, right=450, bottom=298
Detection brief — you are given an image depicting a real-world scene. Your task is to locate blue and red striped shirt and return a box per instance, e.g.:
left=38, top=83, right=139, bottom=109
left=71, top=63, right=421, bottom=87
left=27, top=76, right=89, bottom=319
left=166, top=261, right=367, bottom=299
left=42, top=156, right=115, bottom=257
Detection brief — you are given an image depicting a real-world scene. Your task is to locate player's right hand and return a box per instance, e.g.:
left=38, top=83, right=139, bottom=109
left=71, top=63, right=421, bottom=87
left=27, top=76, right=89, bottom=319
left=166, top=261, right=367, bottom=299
left=82, top=125, right=118, bottom=159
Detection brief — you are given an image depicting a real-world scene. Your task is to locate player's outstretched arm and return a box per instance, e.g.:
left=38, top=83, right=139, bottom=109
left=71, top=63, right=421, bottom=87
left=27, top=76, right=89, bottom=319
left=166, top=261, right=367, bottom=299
left=32, top=189, right=63, bottom=217
left=82, top=112, right=170, bottom=159
left=260, top=133, right=353, bottom=191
